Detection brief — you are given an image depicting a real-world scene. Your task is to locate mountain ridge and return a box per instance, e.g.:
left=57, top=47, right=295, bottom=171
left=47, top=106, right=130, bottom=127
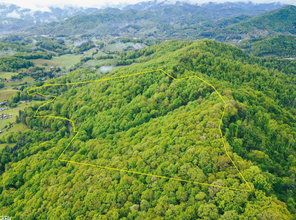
left=0, top=1, right=288, bottom=34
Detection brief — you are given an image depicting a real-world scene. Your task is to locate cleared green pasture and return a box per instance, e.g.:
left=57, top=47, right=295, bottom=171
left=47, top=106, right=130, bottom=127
left=0, top=72, right=17, bottom=80
left=85, top=59, right=114, bottom=67
left=0, top=103, right=26, bottom=130
left=31, top=54, right=83, bottom=70
left=2, top=76, right=35, bottom=88
left=93, top=51, right=107, bottom=58
left=21, top=76, right=35, bottom=84
left=0, top=89, right=18, bottom=102
left=0, top=101, right=42, bottom=137
left=0, top=122, right=28, bottom=139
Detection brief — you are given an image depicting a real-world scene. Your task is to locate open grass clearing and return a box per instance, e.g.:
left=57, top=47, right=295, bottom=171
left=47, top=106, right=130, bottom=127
left=21, top=76, right=35, bottom=84
left=0, top=88, right=18, bottom=102
left=92, top=51, right=108, bottom=58
left=0, top=101, right=42, bottom=137
left=31, top=54, right=83, bottom=70
left=0, top=72, right=17, bottom=80
left=0, top=122, right=28, bottom=138
left=85, top=59, right=115, bottom=67
left=2, top=76, right=35, bottom=87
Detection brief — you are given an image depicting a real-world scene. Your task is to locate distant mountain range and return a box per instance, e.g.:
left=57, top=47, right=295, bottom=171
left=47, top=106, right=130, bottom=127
left=123, top=0, right=285, bottom=13
left=0, top=3, right=103, bottom=33
left=0, top=1, right=287, bottom=33
left=19, top=3, right=296, bottom=45
left=199, top=4, right=296, bottom=41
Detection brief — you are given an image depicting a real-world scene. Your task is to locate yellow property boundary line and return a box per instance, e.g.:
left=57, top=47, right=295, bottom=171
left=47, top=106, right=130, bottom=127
left=27, top=69, right=252, bottom=192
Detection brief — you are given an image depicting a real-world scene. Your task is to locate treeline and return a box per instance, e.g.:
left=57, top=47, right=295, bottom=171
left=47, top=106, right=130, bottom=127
left=36, top=40, right=69, bottom=53
left=0, top=42, right=31, bottom=53
left=11, top=68, right=54, bottom=82
left=13, top=51, right=53, bottom=60
left=74, top=41, right=95, bottom=53
left=0, top=56, right=33, bottom=72
left=96, top=55, right=116, bottom=59
left=0, top=50, right=54, bottom=71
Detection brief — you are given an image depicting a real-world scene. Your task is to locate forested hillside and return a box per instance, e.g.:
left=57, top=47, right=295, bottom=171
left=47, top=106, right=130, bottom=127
left=21, top=4, right=293, bottom=42
left=0, top=39, right=296, bottom=219
left=211, top=5, right=296, bottom=41
left=238, top=34, right=296, bottom=58
left=0, top=2, right=286, bottom=34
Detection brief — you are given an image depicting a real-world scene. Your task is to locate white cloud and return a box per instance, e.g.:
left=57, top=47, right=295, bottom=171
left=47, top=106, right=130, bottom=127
left=38, top=7, right=52, bottom=12
left=0, top=0, right=295, bottom=9
left=7, top=10, right=21, bottom=18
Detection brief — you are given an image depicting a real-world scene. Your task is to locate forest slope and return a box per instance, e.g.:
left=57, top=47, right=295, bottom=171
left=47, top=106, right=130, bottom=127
left=0, top=40, right=296, bottom=219
left=212, top=5, right=296, bottom=41
left=238, top=34, right=296, bottom=58
left=21, top=4, right=288, bottom=40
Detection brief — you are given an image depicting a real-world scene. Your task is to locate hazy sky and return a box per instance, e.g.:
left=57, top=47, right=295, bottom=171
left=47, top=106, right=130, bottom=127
left=0, top=0, right=295, bottom=9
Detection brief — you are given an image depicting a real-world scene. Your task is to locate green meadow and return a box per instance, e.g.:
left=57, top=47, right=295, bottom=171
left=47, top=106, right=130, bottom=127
left=0, top=101, right=43, bottom=137
left=0, top=71, right=17, bottom=80
left=0, top=89, right=18, bottom=102
left=31, top=54, right=83, bottom=70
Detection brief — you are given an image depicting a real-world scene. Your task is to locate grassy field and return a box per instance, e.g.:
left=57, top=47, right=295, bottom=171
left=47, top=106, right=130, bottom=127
left=0, top=103, right=26, bottom=130
left=92, top=51, right=107, bottom=58
left=31, top=54, right=83, bottom=70
left=22, top=76, right=35, bottom=84
left=0, top=101, right=42, bottom=137
left=3, top=76, right=35, bottom=87
left=4, top=123, right=27, bottom=135
left=0, top=71, right=17, bottom=80
left=0, top=88, right=18, bottom=102
left=0, top=123, right=28, bottom=139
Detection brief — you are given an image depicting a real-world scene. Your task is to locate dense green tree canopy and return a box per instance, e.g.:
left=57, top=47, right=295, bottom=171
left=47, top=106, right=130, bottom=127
left=0, top=39, right=296, bottom=219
